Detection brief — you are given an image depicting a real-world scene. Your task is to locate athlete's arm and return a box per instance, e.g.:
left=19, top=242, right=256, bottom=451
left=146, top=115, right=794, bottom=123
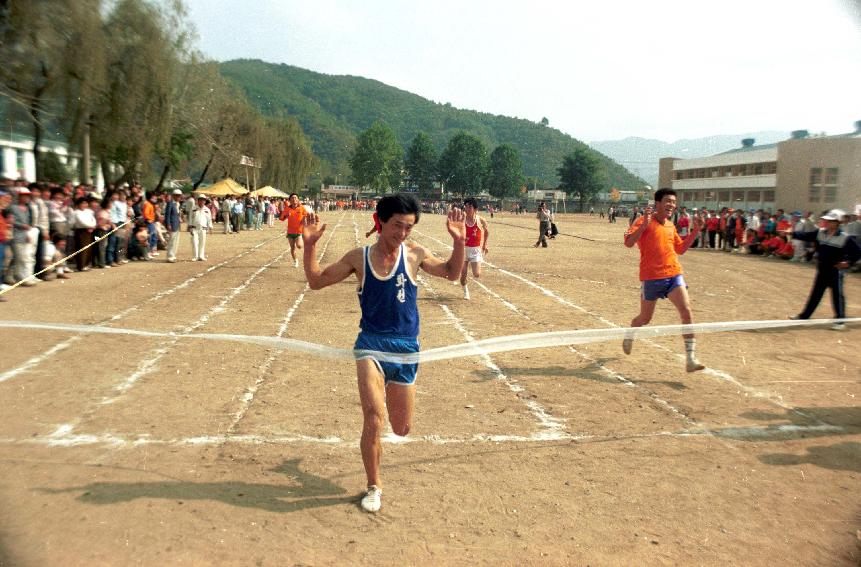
left=675, top=212, right=704, bottom=255
left=624, top=210, right=651, bottom=247
left=419, top=208, right=466, bottom=280
left=480, top=216, right=489, bottom=253
left=302, top=214, right=360, bottom=289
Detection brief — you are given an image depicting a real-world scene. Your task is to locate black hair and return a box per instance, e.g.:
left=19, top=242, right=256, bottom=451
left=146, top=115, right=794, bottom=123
left=654, top=188, right=676, bottom=202
left=463, top=197, right=478, bottom=208
left=289, top=193, right=299, bottom=199
left=377, top=194, right=420, bottom=223
left=51, top=232, right=66, bottom=245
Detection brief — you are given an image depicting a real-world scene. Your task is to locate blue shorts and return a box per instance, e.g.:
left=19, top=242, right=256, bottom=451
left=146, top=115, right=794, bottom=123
left=641, top=275, right=687, bottom=301
left=354, top=332, right=420, bottom=385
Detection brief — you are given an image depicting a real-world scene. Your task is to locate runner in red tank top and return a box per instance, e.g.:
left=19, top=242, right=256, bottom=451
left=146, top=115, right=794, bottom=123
left=460, top=197, right=490, bottom=300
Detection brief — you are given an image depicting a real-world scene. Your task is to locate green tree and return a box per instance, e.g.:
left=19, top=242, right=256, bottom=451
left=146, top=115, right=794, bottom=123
left=36, top=150, right=70, bottom=183
left=488, top=144, right=524, bottom=199
left=404, top=132, right=438, bottom=196
left=348, top=121, right=403, bottom=193
left=438, top=132, right=488, bottom=198
left=558, top=148, right=605, bottom=211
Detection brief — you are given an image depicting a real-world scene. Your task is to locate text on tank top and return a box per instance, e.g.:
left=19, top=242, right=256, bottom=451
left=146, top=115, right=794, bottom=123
left=358, top=243, right=419, bottom=337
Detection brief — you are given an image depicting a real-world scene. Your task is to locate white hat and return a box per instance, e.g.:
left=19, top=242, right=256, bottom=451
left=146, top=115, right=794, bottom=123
left=16, top=187, right=31, bottom=195
left=820, top=209, right=846, bottom=221
left=172, top=189, right=183, bottom=196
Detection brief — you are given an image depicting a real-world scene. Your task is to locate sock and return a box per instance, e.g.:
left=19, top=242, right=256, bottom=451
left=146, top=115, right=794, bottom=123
left=685, top=338, right=696, bottom=361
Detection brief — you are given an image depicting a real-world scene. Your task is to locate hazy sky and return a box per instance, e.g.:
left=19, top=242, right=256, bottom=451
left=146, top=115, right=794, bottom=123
left=184, top=0, right=860, bottom=143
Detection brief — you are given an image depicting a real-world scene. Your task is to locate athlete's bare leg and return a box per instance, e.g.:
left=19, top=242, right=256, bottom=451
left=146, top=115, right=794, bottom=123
left=666, top=285, right=694, bottom=339
left=667, top=285, right=705, bottom=371
left=357, top=359, right=386, bottom=489
left=623, top=298, right=657, bottom=354
left=356, top=360, right=417, bottom=489
left=470, top=261, right=482, bottom=278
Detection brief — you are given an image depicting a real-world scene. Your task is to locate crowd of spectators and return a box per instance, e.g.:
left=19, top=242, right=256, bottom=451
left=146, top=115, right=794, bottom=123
left=0, top=178, right=314, bottom=302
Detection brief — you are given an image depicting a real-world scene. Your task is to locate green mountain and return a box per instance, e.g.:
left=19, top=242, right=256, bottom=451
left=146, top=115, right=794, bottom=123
left=218, top=59, right=646, bottom=190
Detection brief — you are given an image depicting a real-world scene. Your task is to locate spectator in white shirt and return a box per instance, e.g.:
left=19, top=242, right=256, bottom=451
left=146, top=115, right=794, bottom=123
left=188, top=195, right=213, bottom=261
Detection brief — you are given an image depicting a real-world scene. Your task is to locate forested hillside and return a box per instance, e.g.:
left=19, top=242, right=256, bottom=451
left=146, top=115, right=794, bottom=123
left=219, top=59, right=646, bottom=190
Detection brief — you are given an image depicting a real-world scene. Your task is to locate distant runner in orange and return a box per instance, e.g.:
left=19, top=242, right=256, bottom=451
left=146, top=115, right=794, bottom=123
left=279, top=193, right=307, bottom=268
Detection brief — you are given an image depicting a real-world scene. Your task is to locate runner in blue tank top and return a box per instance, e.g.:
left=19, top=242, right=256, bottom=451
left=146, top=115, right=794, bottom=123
left=303, top=194, right=466, bottom=513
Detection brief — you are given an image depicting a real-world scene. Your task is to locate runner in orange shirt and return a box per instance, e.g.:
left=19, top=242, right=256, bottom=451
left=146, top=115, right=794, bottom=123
left=279, top=193, right=307, bottom=268
left=623, top=188, right=706, bottom=372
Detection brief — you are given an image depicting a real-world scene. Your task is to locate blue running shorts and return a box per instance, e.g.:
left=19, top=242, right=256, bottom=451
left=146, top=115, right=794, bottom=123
left=354, top=332, right=420, bottom=385
left=641, top=275, right=687, bottom=301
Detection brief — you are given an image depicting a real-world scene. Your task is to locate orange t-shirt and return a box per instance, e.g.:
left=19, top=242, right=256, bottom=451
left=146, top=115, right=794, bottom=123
left=142, top=201, right=155, bottom=222
left=624, top=216, right=684, bottom=281
left=282, top=205, right=307, bottom=234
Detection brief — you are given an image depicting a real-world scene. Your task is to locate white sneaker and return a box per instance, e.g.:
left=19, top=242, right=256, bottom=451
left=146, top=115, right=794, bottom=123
left=686, top=358, right=706, bottom=372
left=463, top=286, right=470, bottom=300
left=622, top=338, right=633, bottom=355
left=361, top=485, right=381, bottom=513
left=831, top=322, right=846, bottom=331
left=293, top=258, right=299, bottom=268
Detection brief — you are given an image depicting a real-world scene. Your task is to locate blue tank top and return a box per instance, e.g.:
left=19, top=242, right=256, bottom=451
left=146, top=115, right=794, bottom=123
left=358, top=243, right=419, bottom=337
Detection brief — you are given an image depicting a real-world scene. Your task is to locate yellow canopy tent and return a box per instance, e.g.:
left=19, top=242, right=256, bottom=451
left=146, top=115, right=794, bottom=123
left=193, top=178, right=248, bottom=196
left=249, top=186, right=289, bottom=198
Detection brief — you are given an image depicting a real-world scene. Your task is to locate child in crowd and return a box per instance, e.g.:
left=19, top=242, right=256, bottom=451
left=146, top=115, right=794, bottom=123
left=127, top=222, right=149, bottom=261
left=740, top=229, right=760, bottom=255
left=44, top=233, right=71, bottom=280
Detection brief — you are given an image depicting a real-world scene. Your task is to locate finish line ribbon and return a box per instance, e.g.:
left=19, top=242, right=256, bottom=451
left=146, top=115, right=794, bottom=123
left=0, top=318, right=856, bottom=365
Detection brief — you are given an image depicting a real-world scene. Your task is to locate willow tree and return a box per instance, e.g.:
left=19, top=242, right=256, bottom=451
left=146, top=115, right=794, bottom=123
left=91, top=0, right=176, bottom=184
left=0, top=1, right=73, bottom=180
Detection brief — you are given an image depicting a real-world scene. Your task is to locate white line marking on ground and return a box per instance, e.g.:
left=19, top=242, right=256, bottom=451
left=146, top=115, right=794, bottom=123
left=13, top=422, right=841, bottom=448
left=0, top=234, right=282, bottom=384
left=224, top=215, right=345, bottom=436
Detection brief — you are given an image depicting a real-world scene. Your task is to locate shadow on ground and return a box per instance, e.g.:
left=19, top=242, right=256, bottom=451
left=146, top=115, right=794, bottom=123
left=758, top=441, right=861, bottom=473
left=38, top=458, right=357, bottom=514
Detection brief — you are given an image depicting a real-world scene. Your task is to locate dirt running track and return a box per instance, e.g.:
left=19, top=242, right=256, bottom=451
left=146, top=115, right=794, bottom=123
left=0, top=211, right=859, bottom=566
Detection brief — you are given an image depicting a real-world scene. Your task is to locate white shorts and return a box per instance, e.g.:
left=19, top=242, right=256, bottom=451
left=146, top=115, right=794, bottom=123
left=466, top=246, right=483, bottom=263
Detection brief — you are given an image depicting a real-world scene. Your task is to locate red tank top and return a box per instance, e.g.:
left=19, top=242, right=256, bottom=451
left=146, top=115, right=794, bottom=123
left=465, top=218, right=482, bottom=247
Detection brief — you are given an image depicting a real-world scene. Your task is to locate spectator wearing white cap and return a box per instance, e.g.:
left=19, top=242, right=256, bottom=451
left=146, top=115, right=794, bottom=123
left=790, top=209, right=861, bottom=330
left=188, top=194, right=212, bottom=261
left=164, top=189, right=183, bottom=262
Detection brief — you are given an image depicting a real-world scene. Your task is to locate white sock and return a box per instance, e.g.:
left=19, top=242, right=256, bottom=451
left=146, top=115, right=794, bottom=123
left=685, top=338, right=697, bottom=361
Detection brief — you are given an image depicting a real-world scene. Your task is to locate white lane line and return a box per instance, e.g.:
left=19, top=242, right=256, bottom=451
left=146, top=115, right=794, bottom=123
left=50, top=245, right=294, bottom=443
left=224, top=214, right=345, bottom=436
left=419, top=276, right=568, bottom=439
left=104, top=250, right=290, bottom=402
left=15, top=422, right=841, bottom=448
left=0, top=234, right=282, bottom=384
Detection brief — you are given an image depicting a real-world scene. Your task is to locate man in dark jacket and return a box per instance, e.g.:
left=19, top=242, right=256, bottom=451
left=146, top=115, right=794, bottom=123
left=164, top=189, right=183, bottom=263
left=791, top=209, right=860, bottom=330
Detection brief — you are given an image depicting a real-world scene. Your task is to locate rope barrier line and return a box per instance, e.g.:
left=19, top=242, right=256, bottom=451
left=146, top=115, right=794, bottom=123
left=0, top=220, right=133, bottom=297
left=0, top=317, right=856, bottom=366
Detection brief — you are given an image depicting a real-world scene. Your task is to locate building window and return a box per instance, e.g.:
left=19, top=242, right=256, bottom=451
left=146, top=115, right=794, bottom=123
left=16, top=150, right=24, bottom=172
left=823, top=167, right=838, bottom=203
left=719, top=191, right=730, bottom=202
left=763, top=191, right=775, bottom=202
left=809, top=167, right=828, bottom=202
left=732, top=191, right=745, bottom=202
left=747, top=190, right=761, bottom=202
left=704, top=191, right=716, bottom=201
